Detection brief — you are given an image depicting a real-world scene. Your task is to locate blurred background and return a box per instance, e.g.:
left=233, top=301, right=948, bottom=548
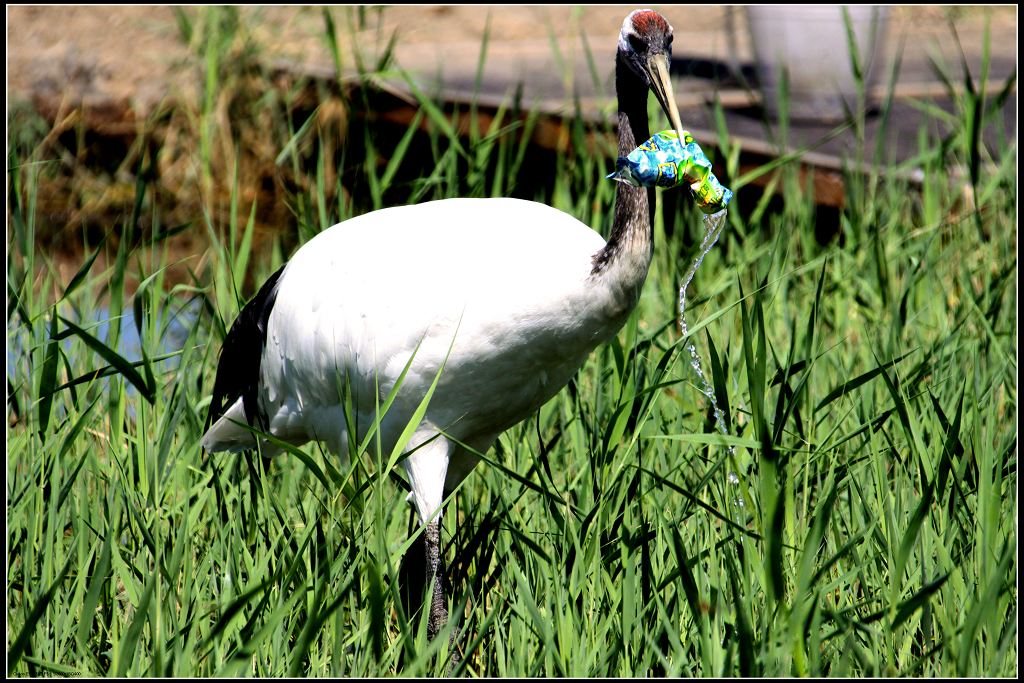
left=7, top=5, right=1017, bottom=289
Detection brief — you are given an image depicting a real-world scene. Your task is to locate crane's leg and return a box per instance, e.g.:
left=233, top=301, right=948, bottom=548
left=424, top=517, right=448, bottom=640
left=402, top=433, right=454, bottom=642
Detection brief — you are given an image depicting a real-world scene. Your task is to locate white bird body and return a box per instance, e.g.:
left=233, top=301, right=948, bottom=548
left=202, top=8, right=683, bottom=643
left=203, top=197, right=649, bottom=514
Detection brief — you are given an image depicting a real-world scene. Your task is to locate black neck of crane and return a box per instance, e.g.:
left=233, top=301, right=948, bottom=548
left=615, top=52, right=652, bottom=149
left=590, top=50, right=655, bottom=276
left=615, top=52, right=656, bottom=230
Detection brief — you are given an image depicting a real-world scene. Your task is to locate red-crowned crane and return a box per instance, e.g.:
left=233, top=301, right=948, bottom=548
left=203, top=8, right=683, bottom=643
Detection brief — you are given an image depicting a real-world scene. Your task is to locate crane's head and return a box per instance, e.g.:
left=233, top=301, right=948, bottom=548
left=618, top=9, right=684, bottom=136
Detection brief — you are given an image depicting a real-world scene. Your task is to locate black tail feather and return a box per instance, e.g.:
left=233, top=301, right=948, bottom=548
left=206, top=264, right=288, bottom=434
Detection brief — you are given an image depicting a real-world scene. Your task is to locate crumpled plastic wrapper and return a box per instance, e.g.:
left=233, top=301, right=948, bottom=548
left=607, top=129, right=733, bottom=214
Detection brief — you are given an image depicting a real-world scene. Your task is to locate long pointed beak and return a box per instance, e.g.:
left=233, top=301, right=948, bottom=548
left=647, top=53, right=684, bottom=138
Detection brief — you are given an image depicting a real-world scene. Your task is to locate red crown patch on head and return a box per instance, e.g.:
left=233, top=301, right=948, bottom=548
left=630, top=9, right=670, bottom=36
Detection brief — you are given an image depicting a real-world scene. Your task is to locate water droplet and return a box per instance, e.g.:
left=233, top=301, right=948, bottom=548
left=678, top=209, right=746, bottom=501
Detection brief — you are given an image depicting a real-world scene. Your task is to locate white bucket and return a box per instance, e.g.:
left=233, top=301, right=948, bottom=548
left=746, top=6, right=889, bottom=122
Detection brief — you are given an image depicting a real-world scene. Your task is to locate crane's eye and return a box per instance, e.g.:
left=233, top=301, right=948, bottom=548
left=628, top=33, right=646, bottom=53
left=666, top=34, right=674, bottom=49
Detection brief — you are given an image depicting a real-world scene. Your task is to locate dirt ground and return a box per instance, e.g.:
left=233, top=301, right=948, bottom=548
left=8, top=5, right=1017, bottom=116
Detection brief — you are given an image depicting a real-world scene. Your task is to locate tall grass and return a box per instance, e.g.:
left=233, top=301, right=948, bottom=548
left=7, top=6, right=1016, bottom=676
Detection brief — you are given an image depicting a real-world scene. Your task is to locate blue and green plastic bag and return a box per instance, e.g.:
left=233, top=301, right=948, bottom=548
left=608, top=129, right=733, bottom=214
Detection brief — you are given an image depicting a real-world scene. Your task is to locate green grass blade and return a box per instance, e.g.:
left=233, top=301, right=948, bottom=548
left=8, top=551, right=75, bottom=671
left=36, top=312, right=61, bottom=437
left=54, top=315, right=156, bottom=404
